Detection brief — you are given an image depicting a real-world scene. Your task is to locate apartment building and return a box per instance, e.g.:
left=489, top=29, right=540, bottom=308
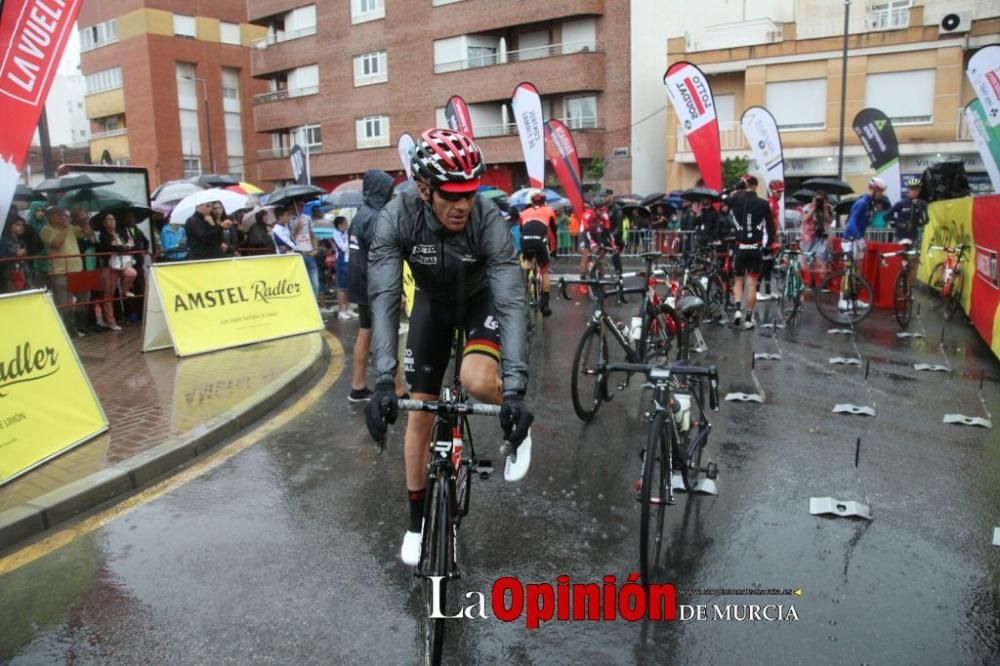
left=248, top=0, right=668, bottom=194
left=666, top=0, right=1000, bottom=194
left=77, top=1, right=270, bottom=188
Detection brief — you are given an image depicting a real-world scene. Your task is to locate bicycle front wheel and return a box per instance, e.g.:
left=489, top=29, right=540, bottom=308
left=779, top=268, right=803, bottom=326
left=893, top=271, right=913, bottom=329
left=571, top=326, right=607, bottom=421
left=815, top=271, right=874, bottom=325
left=944, top=269, right=964, bottom=320
left=422, top=474, right=450, bottom=666
left=639, top=411, right=670, bottom=586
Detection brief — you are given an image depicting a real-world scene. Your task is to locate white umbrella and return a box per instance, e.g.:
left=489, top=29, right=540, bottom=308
left=170, top=188, right=250, bottom=224
left=153, top=181, right=202, bottom=205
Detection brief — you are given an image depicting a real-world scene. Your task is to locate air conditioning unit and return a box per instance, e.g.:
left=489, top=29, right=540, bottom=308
left=939, top=11, right=973, bottom=35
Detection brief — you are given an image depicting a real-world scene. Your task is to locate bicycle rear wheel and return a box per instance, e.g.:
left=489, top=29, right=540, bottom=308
left=527, top=273, right=539, bottom=332
left=675, top=379, right=706, bottom=492
left=639, top=411, right=670, bottom=586
left=421, top=474, right=450, bottom=666
left=944, top=269, right=964, bottom=320
left=571, top=326, right=607, bottom=421
left=893, top=271, right=912, bottom=329
left=699, top=272, right=726, bottom=321
left=779, top=268, right=803, bottom=326
left=815, top=271, right=874, bottom=325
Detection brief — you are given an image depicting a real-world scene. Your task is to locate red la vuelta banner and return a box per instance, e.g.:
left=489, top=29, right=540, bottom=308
left=543, top=119, right=584, bottom=220
left=663, top=61, right=722, bottom=192
left=0, top=0, right=85, bottom=227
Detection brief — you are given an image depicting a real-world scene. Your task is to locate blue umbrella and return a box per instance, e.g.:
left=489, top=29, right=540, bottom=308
left=509, top=187, right=569, bottom=210
left=303, top=198, right=333, bottom=216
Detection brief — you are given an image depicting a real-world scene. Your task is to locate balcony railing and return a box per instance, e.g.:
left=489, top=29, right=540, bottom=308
left=676, top=120, right=748, bottom=153
left=257, top=144, right=322, bottom=159
left=865, top=6, right=910, bottom=30
left=90, top=128, right=128, bottom=139
left=250, top=25, right=318, bottom=50
left=253, top=86, right=320, bottom=104
left=472, top=117, right=598, bottom=138
left=434, top=40, right=602, bottom=74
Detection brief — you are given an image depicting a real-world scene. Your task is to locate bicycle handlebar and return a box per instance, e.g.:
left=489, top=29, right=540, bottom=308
left=605, top=362, right=720, bottom=411
left=398, top=399, right=501, bottom=417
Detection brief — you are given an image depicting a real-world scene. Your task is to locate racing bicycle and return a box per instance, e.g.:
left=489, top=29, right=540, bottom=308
left=525, top=259, right=544, bottom=333
left=879, top=240, right=919, bottom=329
left=774, top=243, right=815, bottom=326
left=926, top=243, right=968, bottom=321
left=814, top=248, right=875, bottom=325
left=605, top=360, right=719, bottom=585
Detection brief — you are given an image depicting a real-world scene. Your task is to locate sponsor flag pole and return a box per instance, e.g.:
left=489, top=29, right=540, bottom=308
left=445, top=95, right=475, bottom=139
left=663, top=62, right=722, bottom=191
left=512, top=82, right=546, bottom=189
left=740, top=106, right=785, bottom=223
left=0, top=0, right=87, bottom=233
left=852, top=108, right=902, bottom=203
left=543, top=119, right=585, bottom=220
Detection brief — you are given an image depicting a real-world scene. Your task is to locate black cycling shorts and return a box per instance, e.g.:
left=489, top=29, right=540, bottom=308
left=404, top=290, right=501, bottom=395
left=733, top=249, right=763, bottom=278
left=521, top=243, right=551, bottom=269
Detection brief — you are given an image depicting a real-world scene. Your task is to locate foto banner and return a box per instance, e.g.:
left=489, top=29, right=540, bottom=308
left=965, top=100, right=1000, bottom=191
left=397, top=133, right=415, bottom=179
left=512, top=82, right=545, bottom=189
left=966, top=45, right=1000, bottom=128
left=445, top=95, right=474, bottom=138
left=142, top=255, right=324, bottom=357
left=852, top=108, right=902, bottom=203
left=544, top=119, right=585, bottom=220
left=740, top=106, right=785, bottom=223
left=971, top=195, right=1000, bottom=359
left=0, top=0, right=86, bottom=232
left=0, top=290, right=107, bottom=484
left=664, top=61, right=722, bottom=191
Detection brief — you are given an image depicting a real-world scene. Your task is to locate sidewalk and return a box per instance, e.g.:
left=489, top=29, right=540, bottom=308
left=0, top=326, right=328, bottom=552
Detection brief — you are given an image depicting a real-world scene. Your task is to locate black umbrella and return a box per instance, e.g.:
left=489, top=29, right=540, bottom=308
left=89, top=203, right=152, bottom=227
left=834, top=196, right=859, bottom=216
left=188, top=174, right=240, bottom=188
left=680, top=186, right=722, bottom=203
left=791, top=189, right=816, bottom=204
left=14, top=184, right=44, bottom=202
left=802, top=177, right=853, bottom=196
left=641, top=192, right=667, bottom=207
left=35, top=173, right=115, bottom=193
left=267, top=184, right=327, bottom=205
left=622, top=205, right=650, bottom=220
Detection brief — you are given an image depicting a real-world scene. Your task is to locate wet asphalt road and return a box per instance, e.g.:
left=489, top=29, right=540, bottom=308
left=2, top=282, right=999, bottom=665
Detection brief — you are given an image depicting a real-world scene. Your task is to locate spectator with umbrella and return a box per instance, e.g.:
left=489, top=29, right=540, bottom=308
left=159, top=212, right=188, bottom=262
left=802, top=191, right=833, bottom=285
left=24, top=201, right=49, bottom=287
left=185, top=199, right=227, bottom=260
left=96, top=211, right=137, bottom=331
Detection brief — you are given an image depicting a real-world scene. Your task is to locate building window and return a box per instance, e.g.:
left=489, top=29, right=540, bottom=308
left=220, top=22, right=241, bottom=45
left=221, top=68, right=243, bottom=174
left=865, top=69, right=934, bottom=124
left=563, top=95, right=597, bottom=130
left=356, top=115, right=389, bottom=149
left=295, top=124, right=322, bottom=149
left=353, top=51, right=388, bottom=86
left=351, top=0, right=385, bottom=24
left=80, top=19, right=118, bottom=52
left=467, top=46, right=498, bottom=68
left=84, top=67, right=122, bottom=95
left=176, top=63, right=201, bottom=164
left=174, top=14, right=196, bottom=38
left=867, top=0, right=911, bottom=30
left=182, top=156, right=201, bottom=178
left=713, top=94, right=736, bottom=125
left=765, top=79, right=826, bottom=130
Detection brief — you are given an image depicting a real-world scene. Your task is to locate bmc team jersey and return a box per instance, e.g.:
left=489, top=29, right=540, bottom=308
left=729, top=192, right=774, bottom=250
left=520, top=219, right=551, bottom=252
left=520, top=205, right=556, bottom=249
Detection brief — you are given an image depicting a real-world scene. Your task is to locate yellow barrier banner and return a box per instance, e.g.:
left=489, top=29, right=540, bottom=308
left=0, top=291, right=108, bottom=484
left=918, top=197, right=975, bottom=317
left=142, top=255, right=323, bottom=357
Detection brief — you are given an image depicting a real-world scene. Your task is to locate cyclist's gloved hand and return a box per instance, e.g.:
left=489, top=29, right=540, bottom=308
left=365, top=381, right=398, bottom=442
left=500, top=391, right=534, bottom=450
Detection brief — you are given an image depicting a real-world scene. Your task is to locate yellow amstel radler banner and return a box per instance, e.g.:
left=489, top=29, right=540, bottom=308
left=0, top=291, right=108, bottom=484
left=142, top=255, right=324, bottom=356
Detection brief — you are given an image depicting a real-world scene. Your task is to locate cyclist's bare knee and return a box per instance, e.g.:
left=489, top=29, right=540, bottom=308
left=460, top=355, right=502, bottom=404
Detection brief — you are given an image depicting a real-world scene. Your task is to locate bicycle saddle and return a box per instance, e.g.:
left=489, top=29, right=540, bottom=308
left=639, top=251, right=662, bottom=262
left=677, top=295, right=705, bottom=317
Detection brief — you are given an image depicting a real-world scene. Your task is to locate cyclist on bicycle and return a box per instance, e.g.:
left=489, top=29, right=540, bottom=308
left=728, top=175, right=776, bottom=330
left=364, top=128, right=535, bottom=566
left=885, top=177, right=927, bottom=243
left=581, top=199, right=615, bottom=276
left=841, top=176, right=886, bottom=310
left=520, top=189, right=555, bottom=317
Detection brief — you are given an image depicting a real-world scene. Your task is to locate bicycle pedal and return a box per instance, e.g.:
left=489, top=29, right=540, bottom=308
left=476, top=459, right=494, bottom=479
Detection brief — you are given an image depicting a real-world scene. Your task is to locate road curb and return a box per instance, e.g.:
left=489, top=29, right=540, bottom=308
left=0, top=333, right=329, bottom=554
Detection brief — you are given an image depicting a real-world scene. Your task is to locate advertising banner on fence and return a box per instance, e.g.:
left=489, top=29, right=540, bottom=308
left=544, top=119, right=585, bottom=220
left=964, top=100, right=1000, bottom=191
left=919, top=196, right=974, bottom=307
left=740, top=106, right=784, bottom=223
left=0, top=290, right=107, bottom=484
left=852, top=108, right=902, bottom=203
left=397, top=133, right=415, bottom=180
left=0, top=0, right=86, bottom=234
left=966, top=45, right=1000, bottom=128
left=445, top=95, right=475, bottom=138
left=664, top=61, right=722, bottom=191
left=512, top=82, right=545, bottom=189
left=971, top=194, right=1000, bottom=358
left=142, top=255, right=324, bottom=356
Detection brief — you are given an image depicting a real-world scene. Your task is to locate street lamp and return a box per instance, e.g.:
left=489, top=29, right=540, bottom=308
left=837, top=0, right=851, bottom=179
left=180, top=75, right=216, bottom=174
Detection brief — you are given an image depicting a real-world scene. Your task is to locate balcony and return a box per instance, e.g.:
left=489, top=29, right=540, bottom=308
left=429, top=0, right=604, bottom=34
left=676, top=121, right=748, bottom=153
left=257, top=143, right=321, bottom=160
left=253, top=93, right=325, bottom=133
left=90, top=128, right=127, bottom=140
left=685, top=18, right=783, bottom=53
left=435, top=40, right=602, bottom=74
left=253, top=86, right=320, bottom=105
left=250, top=25, right=317, bottom=50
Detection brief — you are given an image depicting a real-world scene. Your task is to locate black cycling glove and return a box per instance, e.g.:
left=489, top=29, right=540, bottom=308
left=500, top=391, right=534, bottom=449
left=365, top=381, right=398, bottom=442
